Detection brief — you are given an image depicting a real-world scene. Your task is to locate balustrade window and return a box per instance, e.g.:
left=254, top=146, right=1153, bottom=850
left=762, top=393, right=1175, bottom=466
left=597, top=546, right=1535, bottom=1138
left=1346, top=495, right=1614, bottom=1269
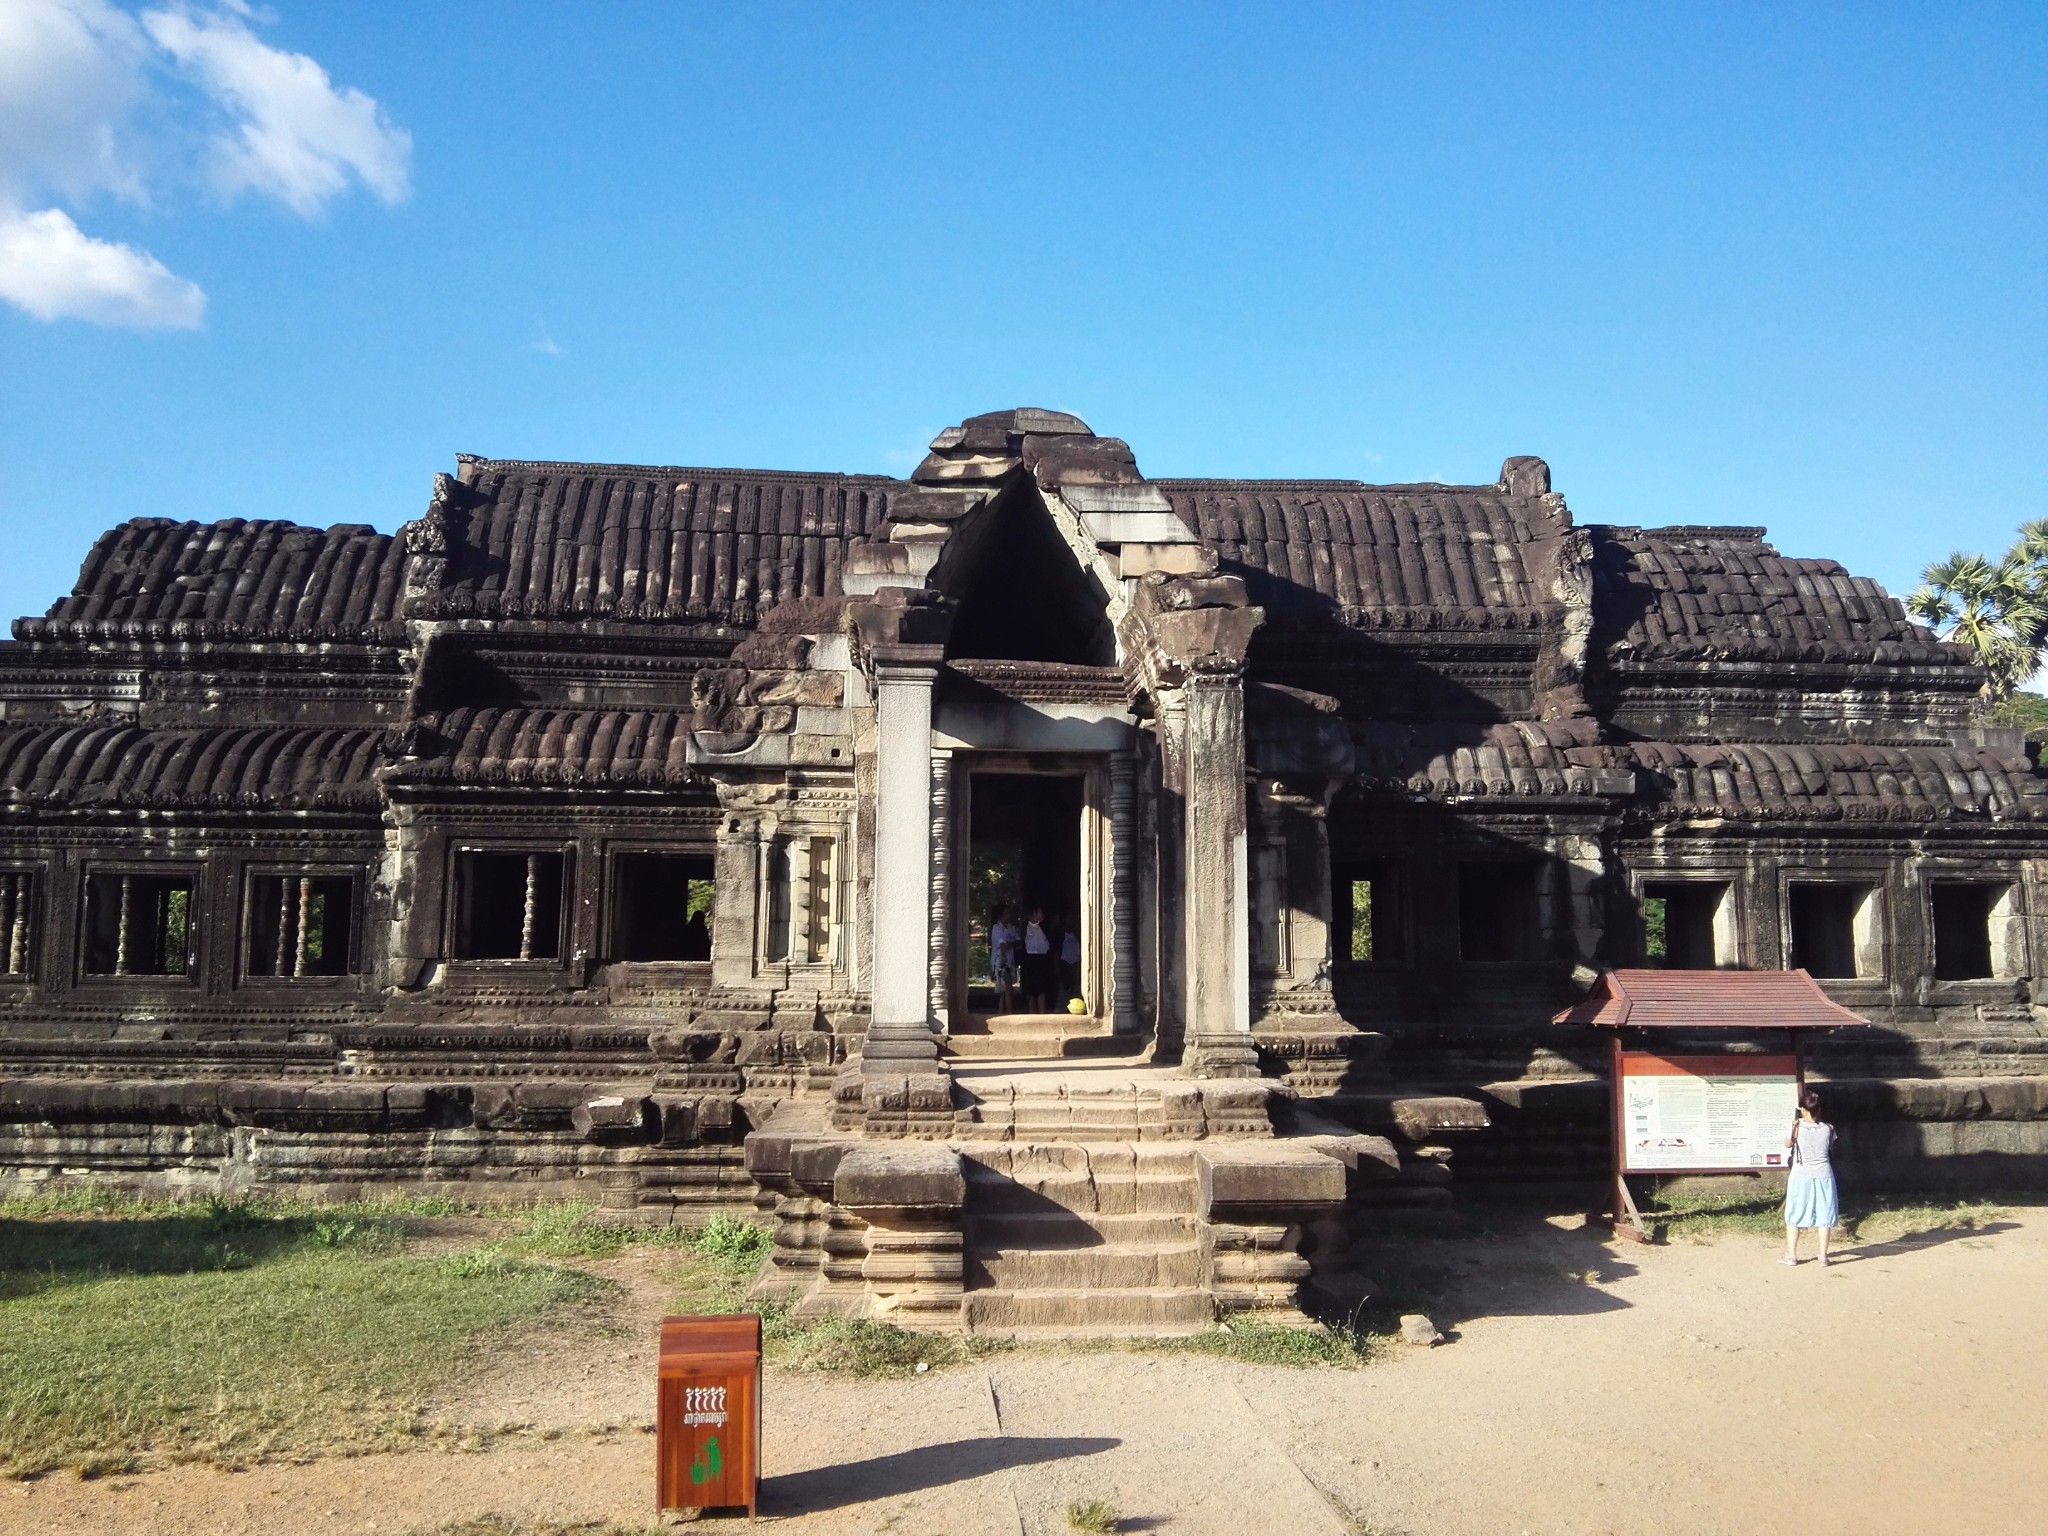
left=83, top=872, right=195, bottom=977
left=246, top=874, right=355, bottom=977
left=0, top=871, right=33, bottom=977
left=454, top=850, right=567, bottom=961
left=612, top=853, right=714, bottom=962
left=761, top=835, right=837, bottom=966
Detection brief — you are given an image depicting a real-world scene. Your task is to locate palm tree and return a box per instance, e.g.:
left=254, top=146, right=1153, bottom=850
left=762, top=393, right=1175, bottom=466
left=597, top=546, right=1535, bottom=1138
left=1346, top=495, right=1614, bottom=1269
left=1908, top=539, right=2048, bottom=700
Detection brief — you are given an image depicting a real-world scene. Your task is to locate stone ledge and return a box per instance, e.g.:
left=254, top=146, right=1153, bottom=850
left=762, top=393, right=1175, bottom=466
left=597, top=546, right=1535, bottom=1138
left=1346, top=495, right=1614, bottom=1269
left=834, top=1144, right=966, bottom=1213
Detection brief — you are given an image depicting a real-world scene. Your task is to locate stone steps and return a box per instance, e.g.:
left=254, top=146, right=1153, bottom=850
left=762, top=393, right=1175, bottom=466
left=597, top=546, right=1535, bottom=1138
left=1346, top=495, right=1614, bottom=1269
left=966, top=1236, right=1204, bottom=1290
left=965, top=1208, right=1198, bottom=1246
left=960, top=1285, right=1215, bottom=1334
left=959, top=1139, right=1210, bottom=1336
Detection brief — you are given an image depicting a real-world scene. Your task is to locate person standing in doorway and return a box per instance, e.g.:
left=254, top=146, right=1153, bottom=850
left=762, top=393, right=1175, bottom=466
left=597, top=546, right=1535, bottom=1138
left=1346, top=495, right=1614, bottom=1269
left=1780, top=1088, right=1839, bottom=1266
left=988, top=904, right=1020, bottom=1015
left=1021, top=905, right=1051, bottom=1013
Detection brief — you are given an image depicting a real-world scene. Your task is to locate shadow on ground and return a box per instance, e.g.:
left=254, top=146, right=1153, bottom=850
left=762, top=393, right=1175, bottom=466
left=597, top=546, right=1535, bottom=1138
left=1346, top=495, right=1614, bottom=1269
left=1350, top=1209, right=1639, bottom=1332
left=1823, top=1219, right=2020, bottom=1264
left=764, top=1435, right=1119, bottom=1514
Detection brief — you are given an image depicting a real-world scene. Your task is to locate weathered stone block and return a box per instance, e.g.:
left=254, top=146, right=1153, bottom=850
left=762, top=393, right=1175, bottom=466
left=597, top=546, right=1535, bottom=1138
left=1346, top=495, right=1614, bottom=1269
left=834, top=1145, right=965, bottom=1213
left=571, top=1095, right=653, bottom=1138
left=1197, top=1146, right=1346, bottom=1218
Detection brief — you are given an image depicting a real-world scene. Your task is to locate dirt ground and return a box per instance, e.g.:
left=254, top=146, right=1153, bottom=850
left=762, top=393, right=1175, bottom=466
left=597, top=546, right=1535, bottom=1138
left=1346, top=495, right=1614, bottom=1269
left=10, top=1205, right=2046, bottom=1536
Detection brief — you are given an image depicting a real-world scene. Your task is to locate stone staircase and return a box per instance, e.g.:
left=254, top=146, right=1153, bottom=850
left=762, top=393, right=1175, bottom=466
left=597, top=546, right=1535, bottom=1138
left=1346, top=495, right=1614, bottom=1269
left=941, top=1012, right=1140, bottom=1061
left=959, top=1142, right=1211, bottom=1336
left=742, top=1063, right=1419, bottom=1337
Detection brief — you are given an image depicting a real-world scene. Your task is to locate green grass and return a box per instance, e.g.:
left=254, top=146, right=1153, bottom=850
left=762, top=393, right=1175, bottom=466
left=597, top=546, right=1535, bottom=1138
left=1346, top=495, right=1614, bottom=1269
left=1643, top=1189, right=2011, bottom=1245
left=1149, top=1316, right=1380, bottom=1368
left=760, top=1308, right=970, bottom=1376
left=0, top=1199, right=606, bottom=1478
left=1066, top=1495, right=1123, bottom=1533
left=0, top=1191, right=797, bottom=1478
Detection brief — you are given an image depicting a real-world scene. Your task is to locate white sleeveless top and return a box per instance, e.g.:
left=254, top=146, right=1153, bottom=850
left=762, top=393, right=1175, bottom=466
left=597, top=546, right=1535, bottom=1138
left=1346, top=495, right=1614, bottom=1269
left=1791, top=1120, right=1834, bottom=1172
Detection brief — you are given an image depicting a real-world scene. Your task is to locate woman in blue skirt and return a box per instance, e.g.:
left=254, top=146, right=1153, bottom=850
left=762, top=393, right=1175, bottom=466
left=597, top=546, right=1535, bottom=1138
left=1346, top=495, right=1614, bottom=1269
left=1780, top=1088, right=1839, bottom=1266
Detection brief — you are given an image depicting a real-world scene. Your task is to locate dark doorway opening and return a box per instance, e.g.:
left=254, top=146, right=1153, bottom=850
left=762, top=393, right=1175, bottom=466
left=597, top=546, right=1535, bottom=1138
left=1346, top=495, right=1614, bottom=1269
left=1457, top=862, right=1541, bottom=963
left=967, top=771, right=1084, bottom=1014
left=1787, top=882, right=1871, bottom=979
left=613, top=853, right=715, bottom=962
left=1929, top=882, right=2000, bottom=981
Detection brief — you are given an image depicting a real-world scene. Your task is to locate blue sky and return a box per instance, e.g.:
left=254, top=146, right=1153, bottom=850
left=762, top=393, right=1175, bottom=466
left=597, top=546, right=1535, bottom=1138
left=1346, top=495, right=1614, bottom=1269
left=2, top=2, right=2043, bottom=629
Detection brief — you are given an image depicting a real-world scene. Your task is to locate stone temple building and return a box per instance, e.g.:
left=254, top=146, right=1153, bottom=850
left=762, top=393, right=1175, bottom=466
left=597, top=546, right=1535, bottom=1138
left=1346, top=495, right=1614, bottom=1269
left=3, top=408, right=2044, bottom=1330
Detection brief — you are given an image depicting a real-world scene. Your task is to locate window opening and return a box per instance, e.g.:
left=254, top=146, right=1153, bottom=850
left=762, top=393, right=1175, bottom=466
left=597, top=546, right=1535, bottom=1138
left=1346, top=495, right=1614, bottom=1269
left=612, top=853, right=715, bottom=962
left=762, top=840, right=792, bottom=963
left=83, top=872, right=195, bottom=977
left=1929, top=882, right=2002, bottom=981
left=0, top=872, right=30, bottom=976
left=1642, top=881, right=1730, bottom=968
left=1250, top=841, right=1289, bottom=972
left=1332, top=861, right=1401, bottom=963
left=1458, top=863, right=1540, bottom=963
left=247, top=874, right=354, bottom=977
left=455, top=851, right=566, bottom=961
left=1787, top=882, right=1877, bottom=979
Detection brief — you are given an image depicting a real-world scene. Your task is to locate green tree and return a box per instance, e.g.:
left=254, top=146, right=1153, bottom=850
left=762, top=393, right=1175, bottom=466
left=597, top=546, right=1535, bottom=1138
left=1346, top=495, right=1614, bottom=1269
left=1907, top=519, right=2048, bottom=699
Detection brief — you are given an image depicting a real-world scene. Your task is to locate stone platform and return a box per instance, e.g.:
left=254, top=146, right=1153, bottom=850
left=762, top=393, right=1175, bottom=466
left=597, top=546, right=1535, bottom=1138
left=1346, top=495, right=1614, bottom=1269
left=741, top=1056, right=1428, bottom=1336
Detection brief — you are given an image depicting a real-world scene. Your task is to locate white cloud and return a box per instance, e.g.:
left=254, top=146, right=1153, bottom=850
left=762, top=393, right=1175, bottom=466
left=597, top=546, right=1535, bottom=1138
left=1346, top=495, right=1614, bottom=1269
left=0, top=0, right=153, bottom=206
left=0, top=3, right=410, bottom=329
left=0, top=206, right=205, bottom=327
left=142, top=3, right=411, bottom=217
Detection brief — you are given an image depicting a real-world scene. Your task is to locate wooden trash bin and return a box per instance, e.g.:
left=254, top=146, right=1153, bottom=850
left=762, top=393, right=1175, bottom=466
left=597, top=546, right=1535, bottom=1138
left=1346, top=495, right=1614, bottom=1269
left=656, top=1314, right=762, bottom=1517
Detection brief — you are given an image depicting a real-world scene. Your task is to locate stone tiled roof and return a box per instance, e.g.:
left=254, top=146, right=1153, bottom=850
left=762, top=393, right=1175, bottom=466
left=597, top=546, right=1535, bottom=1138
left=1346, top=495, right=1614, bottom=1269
left=1154, top=480, right=1563, bottom=631
left=0, top=724, right=386, bottom=811
left=16, top=519, right=407, bottom=643
left=1355, top=718, right=1621, bottom=796
left=1591, top=526, right=1965, bottom=668
left=388, top=708, right=701, bottom=789
left=411, top=461, right=897, bottom=625
left=1623, top=740, right=2048, bottom=822
left=1351, top=721, right=2048, bottom=820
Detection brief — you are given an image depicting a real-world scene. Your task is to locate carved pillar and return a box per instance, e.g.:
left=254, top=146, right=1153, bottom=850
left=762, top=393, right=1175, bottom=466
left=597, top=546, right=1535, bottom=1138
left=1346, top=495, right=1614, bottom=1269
left=1110, top=752, right=1139, bottom=1036
left=1182, top=667, right=1259, bottom=1078
left=1154, top=693, right=1189, bottom=1061
left=865, top=646, right=945, bottom=1068
left=927, top=749, right=954, bottom=1030
left=709, top=786, right=762, bottom=992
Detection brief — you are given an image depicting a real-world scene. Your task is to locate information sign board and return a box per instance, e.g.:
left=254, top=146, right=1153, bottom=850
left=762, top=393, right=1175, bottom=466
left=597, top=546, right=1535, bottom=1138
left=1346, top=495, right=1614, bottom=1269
left=1618, top=1052, right=1800, bottom=1173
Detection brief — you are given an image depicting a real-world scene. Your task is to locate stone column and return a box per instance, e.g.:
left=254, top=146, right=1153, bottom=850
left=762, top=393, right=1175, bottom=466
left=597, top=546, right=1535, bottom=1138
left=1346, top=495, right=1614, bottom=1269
left=865, top=645, right=946, bottom=1070
left=1182, top=667, right=1260, bottom=1078
left=1153, top=693, right=1189, bottom=1061
left=1109, top=752, right=1139, bottom=1036
left=927, top=749, right=954, bottom=1031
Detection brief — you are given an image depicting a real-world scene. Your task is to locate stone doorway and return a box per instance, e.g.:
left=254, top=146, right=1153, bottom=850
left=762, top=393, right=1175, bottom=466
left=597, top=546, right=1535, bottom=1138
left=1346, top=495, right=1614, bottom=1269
left=955, top=762, right=1101, bottom=1027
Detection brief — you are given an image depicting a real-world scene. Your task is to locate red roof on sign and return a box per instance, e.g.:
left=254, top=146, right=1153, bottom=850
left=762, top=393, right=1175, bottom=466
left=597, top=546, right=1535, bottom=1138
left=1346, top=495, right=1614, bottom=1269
left=1553, top=969, right=1865, bottom=1029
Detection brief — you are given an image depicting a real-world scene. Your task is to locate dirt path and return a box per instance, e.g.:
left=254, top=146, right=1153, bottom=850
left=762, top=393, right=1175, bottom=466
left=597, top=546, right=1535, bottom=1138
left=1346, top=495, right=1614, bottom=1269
left=11, top=1208, right=2046, bottom=1536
